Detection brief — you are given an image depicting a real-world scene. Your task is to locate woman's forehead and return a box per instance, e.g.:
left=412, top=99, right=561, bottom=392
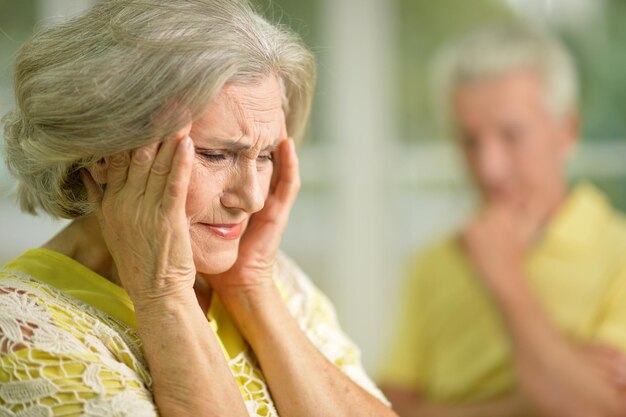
left=191, top=77, right=285, bottom=147
left=211, top=77, right=283, bottom=114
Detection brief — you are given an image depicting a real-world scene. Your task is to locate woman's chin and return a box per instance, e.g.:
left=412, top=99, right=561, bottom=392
left=192, top=247, right=239, bottom=275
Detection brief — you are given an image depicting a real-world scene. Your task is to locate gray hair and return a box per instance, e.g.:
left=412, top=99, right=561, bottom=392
left=431, top=25, right=579, bottom=132
left=3, top=0, right=316, bottom=218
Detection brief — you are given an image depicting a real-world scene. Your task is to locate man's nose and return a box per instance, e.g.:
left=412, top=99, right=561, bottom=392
left=473, top=139, right=510, bottom=186
left=220, top=162, right=265, bottom=214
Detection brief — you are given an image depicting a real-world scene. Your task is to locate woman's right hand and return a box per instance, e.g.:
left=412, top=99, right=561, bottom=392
left=82, top=126, right=252, bottom=417
left=81, top=124, right=196, bottom=307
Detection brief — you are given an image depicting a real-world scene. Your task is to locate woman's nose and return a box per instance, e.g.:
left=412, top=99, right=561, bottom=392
left=220, top=162, right=265, bottom=214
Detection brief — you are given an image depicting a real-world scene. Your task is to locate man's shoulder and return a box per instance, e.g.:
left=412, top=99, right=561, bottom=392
left=576, top=183, right=626, bottom=247
left=607, top=206, right=626, bottom=233
left=604, top=207, right=626, bottom=253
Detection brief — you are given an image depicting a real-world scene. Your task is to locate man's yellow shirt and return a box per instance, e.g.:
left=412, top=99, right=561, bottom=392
left=380, top=183, right=626, bottom=403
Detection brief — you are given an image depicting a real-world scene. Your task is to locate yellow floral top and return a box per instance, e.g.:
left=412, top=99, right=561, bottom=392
left=0, top=248, right=387, bottom=417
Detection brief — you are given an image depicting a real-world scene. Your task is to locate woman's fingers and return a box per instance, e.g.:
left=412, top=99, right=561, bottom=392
left=144, top=124, right=193, bottom=207
left=143, top=137, right=180, bottom=201
left=162, top=136, right=195, bottom=213
left=125, top=142, right=160, bottom=194
left=266, top=138, right=300, bottom=216
left=105, top=152, right=131, bottom=195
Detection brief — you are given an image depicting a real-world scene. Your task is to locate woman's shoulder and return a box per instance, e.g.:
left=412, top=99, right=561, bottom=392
left=274, top=251, right=339, bottom=326
left=0, top=269, right=156, bottom=416
left=274, top=251, right=317, bottom=300
left=0, top=267, right=132, bottom=335
left=0, top=267, right=85, bottom=333
left=0, top=268, right=150, bottom=378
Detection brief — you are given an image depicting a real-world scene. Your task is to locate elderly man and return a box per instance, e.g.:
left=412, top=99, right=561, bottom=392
left=380, top=26, right=626, bottom=417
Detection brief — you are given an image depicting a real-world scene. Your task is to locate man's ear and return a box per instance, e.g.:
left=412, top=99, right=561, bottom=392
left=559, top=109, right=580, bottom=162
left=565, top=109, right=581, bottom=145
left=85, top=157, right=108, bottom=185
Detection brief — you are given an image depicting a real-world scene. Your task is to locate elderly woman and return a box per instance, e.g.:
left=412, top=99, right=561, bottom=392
left=0, top=1, right=393, bottom=416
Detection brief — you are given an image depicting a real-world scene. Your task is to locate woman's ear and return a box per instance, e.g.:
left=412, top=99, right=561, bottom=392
left=86, top=158, right=108, bottom=185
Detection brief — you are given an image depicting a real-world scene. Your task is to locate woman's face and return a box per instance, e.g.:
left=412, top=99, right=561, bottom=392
left=186, top=76, right=287, bottom=274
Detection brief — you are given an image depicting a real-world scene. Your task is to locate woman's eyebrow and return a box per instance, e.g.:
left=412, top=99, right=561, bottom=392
left=197, top=136, right=281, bottom=151
left=196, top=136, right=248, bottom=151
left=263, top=140, right=281, bottom=152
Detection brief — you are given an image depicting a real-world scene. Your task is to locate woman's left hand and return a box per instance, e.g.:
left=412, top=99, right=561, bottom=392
left=200, top=137, right=300, bottom=295
left=201, top=137, right=396, bottom=417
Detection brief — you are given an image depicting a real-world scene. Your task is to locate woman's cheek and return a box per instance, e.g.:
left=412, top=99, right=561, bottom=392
left=184, top=163, right=225, bottom=221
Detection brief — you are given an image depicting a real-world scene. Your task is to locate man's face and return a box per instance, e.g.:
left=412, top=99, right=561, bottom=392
left=453, top=70, right=577, bottom=205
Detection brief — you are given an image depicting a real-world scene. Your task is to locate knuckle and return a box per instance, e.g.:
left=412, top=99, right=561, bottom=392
left=150, top=162, right=171, bottom=176
left=131, top=148, right=153, bottom=166
left=165, top=180, right=183, bottom=200
left=109, top=153, right=129, bottom=168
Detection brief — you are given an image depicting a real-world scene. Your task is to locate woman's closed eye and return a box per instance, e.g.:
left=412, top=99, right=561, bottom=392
left=198, top=150, right=233, bottom=163
left=257, top=152, right=273, bottom=162
left=196, top=149, right=273, bottom=166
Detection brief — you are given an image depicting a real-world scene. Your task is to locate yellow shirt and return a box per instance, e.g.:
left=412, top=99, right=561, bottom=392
left=379, top=183, right=626, bottom=403
left=0, top=248, right=387, bottom=416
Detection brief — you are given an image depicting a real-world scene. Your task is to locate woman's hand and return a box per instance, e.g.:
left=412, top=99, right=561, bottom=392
left=81, top=125, right=196, bottom=307
left=82, top=125, right=251, bottom=417
left=201, top=137, right=300, bottom=295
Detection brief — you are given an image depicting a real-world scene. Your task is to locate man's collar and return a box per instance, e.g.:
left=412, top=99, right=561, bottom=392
left=537, top=182, right=613, bottom=254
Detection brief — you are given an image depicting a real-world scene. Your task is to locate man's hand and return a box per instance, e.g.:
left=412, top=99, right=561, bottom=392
left=581, top=344, right=626, bottom=392
left=462, top=195, right=626, bottom=417
left=382, top=386, right=539, bottom=417
left=461, top=197, right=543, bottom=298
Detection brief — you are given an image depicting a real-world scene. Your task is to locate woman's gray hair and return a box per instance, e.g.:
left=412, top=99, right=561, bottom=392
left=431, top=24, right=579, bottom=133
left=3, top=0, right=316, bottom=218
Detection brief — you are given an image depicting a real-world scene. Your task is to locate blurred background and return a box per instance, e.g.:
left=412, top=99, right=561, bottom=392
left=1, top=0, right=625, bottom=375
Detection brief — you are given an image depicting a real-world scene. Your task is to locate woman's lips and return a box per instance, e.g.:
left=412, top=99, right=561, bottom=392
left=202, top=222, right=244, bottom=240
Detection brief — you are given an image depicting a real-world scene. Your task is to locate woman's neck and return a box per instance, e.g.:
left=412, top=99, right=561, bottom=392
left=41, top=215, right=122, bottom=286
left=41, top=215, right=213, bottom=313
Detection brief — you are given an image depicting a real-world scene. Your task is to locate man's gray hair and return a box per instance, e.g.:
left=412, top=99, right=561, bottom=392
left=432, top=25, right=579, bottom=131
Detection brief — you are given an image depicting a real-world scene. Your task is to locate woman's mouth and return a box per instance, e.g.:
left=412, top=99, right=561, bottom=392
left=201, top=222, right=244, bottom=240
